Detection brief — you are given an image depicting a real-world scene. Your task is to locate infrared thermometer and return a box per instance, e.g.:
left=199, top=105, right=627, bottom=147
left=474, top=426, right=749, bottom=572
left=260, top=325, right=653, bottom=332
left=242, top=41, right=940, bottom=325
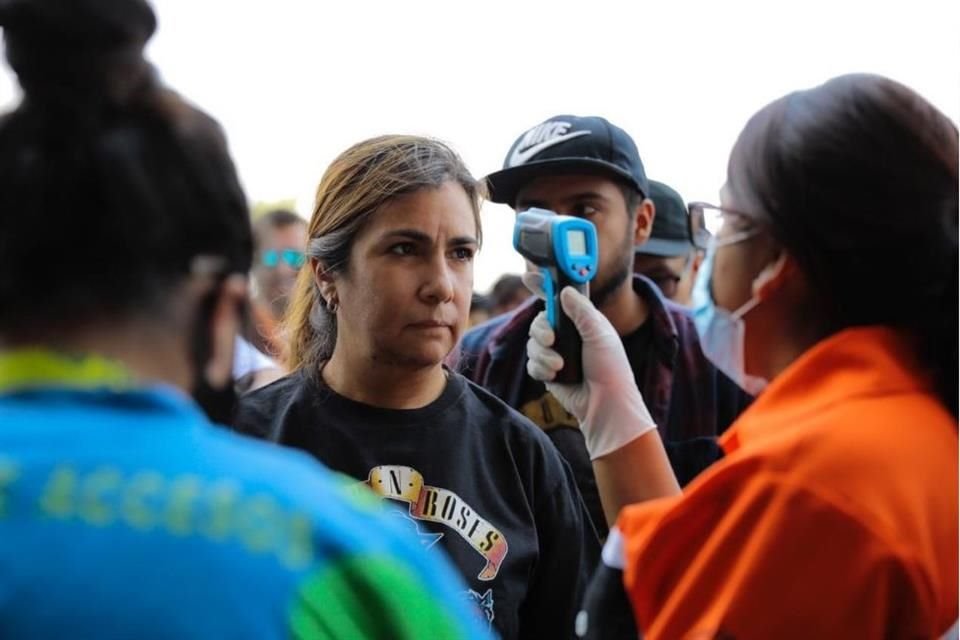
left=513, top=208, right=599, bottom=383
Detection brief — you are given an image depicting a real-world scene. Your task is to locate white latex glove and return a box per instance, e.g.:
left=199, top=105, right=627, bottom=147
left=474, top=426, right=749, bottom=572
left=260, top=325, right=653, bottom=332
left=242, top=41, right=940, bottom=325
left=523, top=272, right=657, bottom=459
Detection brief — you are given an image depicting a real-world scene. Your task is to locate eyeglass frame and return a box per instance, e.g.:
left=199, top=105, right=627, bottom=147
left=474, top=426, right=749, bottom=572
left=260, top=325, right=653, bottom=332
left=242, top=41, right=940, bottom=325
left=687, top=201, right=764, bottom=251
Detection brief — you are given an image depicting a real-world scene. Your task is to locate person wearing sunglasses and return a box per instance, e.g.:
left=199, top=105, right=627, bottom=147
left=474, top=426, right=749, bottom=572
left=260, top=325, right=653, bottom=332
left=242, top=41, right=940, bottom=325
left=248, top=209, right=308, bottom=358
left=526, top=74, right=957, bottom=637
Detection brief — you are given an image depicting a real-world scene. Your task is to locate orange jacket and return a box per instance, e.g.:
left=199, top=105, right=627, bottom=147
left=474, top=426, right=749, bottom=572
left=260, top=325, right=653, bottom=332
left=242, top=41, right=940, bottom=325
left=617, top=326, right=958, bottom=639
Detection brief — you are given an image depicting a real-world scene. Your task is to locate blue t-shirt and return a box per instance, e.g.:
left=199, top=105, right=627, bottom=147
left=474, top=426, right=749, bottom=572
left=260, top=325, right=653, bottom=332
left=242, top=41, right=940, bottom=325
left=0, top=352, right=491, bottom=639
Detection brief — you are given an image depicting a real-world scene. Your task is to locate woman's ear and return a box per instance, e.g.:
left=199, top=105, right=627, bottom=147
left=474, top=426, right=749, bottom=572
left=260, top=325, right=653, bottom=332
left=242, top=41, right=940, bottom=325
left=312, top=258, right=338, bottom=309
left=751, top=251, right=797, bottom=299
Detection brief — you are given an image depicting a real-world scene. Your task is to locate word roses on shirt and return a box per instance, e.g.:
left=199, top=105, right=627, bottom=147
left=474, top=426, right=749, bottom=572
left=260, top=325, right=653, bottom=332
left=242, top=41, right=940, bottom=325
left=363, top=465, right=508, bottom=581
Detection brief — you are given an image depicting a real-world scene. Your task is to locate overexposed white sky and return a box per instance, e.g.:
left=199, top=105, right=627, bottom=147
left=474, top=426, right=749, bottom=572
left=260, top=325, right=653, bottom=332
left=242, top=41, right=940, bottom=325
left=1, top=0, right=957, bottom=291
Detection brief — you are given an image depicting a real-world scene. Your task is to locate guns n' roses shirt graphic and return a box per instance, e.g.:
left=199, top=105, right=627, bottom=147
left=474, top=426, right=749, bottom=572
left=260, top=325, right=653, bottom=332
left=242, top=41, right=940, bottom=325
left=363, top=465, right=508, bottom=580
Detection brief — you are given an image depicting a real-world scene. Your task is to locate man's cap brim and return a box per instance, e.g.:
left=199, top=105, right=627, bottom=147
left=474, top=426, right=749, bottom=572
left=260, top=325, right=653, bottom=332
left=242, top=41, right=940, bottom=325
left=635, top=237, right=692, bottom=257
left=485, top=158, right=644, bottom=206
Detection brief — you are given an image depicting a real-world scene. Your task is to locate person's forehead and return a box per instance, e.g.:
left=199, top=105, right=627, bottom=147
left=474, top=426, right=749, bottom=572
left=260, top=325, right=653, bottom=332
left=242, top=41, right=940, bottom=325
left=364, top=183, right=478, bottom=238
left=271, top=222, right=307, bottom=241
left=260, top=220, right=307, bottom=246
left=515, top=173, right=623, bottom=202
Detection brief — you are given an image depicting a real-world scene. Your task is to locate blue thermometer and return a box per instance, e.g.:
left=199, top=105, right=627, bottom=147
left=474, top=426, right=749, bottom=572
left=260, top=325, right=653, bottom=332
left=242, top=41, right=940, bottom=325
left=513, top=208, right=599, bottom=383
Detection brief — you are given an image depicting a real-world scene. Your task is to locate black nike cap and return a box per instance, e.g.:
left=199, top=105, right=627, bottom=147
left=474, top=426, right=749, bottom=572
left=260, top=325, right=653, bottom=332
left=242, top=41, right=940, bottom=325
left=484, top=115, right=649, bottom=206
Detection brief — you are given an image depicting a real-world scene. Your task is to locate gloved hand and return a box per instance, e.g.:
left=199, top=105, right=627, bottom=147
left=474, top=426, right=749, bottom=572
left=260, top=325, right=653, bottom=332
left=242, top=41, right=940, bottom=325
left=523, top=272, right=657, bottom=459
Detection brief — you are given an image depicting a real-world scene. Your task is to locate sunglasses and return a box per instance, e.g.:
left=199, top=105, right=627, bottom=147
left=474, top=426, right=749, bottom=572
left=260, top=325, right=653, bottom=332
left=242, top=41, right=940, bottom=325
left=261, top=248, right=305, bottom=269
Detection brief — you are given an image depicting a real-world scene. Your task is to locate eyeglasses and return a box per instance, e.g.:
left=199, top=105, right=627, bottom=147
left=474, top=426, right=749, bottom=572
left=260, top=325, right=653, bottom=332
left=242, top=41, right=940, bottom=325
left=687, top=202, right=763, bottom=251
left=261, top=248, right=306, bottom=269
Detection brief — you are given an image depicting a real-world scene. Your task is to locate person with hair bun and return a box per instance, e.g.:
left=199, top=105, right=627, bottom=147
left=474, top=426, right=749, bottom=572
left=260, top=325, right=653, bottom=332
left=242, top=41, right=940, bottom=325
left=0, top=1, right=490, bottom=638
left=235, top=135, right=596, bottom=639
left=526, top=74, right=958, bottom=638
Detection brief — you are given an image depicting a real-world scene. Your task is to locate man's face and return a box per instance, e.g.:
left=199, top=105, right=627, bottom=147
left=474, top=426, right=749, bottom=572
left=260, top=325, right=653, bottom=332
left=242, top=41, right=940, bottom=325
left=633, top=253, right=688, bottom=302
left=515, top=174, right=648, bottom=308
left=252, top=222, right=309, bottom=320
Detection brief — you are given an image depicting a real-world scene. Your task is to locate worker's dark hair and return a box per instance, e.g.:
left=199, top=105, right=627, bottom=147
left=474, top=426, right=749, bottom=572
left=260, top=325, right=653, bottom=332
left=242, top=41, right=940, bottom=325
left=0, top=0, right=252, bottom=337
left=729, top=74, right=958, bottom=416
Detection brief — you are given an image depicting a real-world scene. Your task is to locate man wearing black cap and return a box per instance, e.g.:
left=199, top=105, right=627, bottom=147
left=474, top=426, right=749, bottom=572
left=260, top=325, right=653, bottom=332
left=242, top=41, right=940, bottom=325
left=454, top=115, right=750, bottom=537
left=634, top=180, right=706, bottom=306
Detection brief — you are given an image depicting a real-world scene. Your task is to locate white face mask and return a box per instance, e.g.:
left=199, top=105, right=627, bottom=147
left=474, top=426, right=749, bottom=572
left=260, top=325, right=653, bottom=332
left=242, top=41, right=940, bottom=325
left=691, top=240, right=769, bottom=396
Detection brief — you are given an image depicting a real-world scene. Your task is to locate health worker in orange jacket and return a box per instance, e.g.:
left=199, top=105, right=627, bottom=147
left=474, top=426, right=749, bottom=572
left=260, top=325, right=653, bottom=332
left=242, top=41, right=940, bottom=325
left=525, top=73, right=958, bottom=639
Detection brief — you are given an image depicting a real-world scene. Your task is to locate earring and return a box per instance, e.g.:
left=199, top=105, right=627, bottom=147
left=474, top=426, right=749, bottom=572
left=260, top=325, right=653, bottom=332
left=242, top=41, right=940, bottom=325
left=327, top=297, right=339, bottom=313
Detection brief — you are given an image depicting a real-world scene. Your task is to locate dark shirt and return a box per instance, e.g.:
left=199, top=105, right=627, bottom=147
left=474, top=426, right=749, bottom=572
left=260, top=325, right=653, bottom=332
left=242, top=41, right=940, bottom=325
left=579, top=557, right=640, bottom=639
left=515, top=318, right=655, bottom=535
left=234, top=370, right=598, bottom=640
left=622, top=320, right=653, bottom=394
left=452, top=275, right=752, bottom=537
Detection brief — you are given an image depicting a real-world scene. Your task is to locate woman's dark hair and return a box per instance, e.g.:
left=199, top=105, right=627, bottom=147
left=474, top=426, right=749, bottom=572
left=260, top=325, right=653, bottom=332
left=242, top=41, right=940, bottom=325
left=729, top=73, right=958, bottom=416
left=0, top=0, right=252, bottom=336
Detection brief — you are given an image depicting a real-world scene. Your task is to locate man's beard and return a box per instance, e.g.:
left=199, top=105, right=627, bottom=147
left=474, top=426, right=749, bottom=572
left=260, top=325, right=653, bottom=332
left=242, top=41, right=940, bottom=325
left=269, top=291, right=290, bottom=320
left=590, top=230, right=634, bottom=309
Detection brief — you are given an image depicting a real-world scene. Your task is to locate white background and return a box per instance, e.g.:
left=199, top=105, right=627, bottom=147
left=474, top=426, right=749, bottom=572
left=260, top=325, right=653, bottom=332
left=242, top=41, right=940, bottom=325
left=1, top=0, right=957, bottom=291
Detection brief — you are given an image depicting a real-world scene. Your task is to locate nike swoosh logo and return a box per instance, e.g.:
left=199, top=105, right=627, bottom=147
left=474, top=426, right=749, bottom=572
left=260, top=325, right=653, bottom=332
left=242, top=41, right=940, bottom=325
left=508, top=131, right=591, bottom=167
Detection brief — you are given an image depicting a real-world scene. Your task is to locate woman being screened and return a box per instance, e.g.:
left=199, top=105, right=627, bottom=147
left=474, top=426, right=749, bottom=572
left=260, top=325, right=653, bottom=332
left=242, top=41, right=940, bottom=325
left=236, top=135, right=595, bottom=639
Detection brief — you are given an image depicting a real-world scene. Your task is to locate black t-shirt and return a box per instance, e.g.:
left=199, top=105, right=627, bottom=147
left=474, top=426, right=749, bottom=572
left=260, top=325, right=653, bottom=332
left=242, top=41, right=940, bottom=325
left=516, top=321, right=653, bottom=538
left=234, top=369, right=598, bottom=640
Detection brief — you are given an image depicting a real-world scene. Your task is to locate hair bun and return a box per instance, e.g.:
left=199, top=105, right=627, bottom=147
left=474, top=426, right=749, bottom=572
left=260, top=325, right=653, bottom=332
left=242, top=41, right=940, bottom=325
left=0, top=0, right=156, bottom=105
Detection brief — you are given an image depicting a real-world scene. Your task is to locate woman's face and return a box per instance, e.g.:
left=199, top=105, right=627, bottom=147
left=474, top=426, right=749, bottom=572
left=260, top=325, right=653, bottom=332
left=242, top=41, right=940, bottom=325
left=712, top=183, right=784, bottom=374
left=710, top=186, right=769, bottom=313
left=329, top=181, right=478, bottom=370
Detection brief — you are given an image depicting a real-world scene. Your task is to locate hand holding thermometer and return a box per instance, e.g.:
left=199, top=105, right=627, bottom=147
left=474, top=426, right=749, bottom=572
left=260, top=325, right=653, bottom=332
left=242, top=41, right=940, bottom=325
left=513, top=208, right=599, bottom=383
